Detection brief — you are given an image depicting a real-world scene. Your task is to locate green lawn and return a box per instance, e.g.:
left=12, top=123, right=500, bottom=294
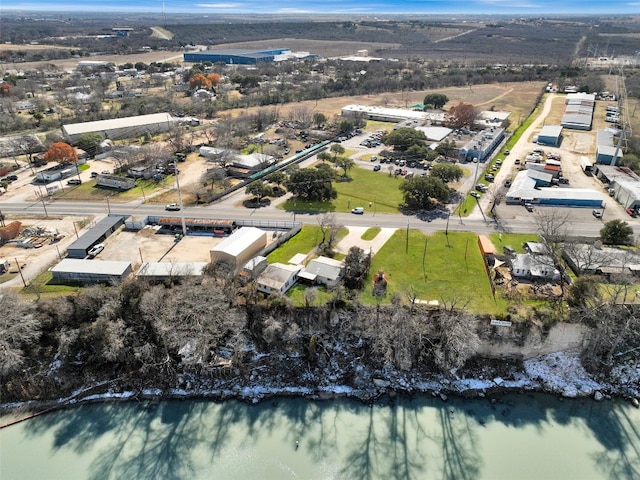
left=22, top=271, right=83, bottom=298
left=53, top=176, right=172, bottom=202
left=266, top=225, right=325, bottom=264
left=361, top=227, right=381, bottom=241
left=362, top=230, right=508, bottom=314
left=280, top=166, right=404, bottom=214
left=288, top=284, right=333, bottom=306
left=489, top=233, right=540, bottom=253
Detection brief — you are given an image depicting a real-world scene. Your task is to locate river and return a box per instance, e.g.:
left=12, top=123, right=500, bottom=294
left=1, top=394, right=639, bottom=479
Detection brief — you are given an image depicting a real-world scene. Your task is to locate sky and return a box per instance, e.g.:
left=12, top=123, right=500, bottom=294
left=1, top=1, right=639, bottom=15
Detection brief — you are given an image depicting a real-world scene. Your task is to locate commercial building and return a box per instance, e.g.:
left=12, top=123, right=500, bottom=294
left=561, top=93, right=595, bottom=131
left=506, top=170, right=604, bottom=207
left=593, top=165, right=640, bottom=210
left=473, top=111, right=511, bottom=129
left=458, top=127, right=505, bottom=162
left=63, top=113, right=176, bottom=143
left=51, top=259, right=132, bottom=284
left=341, top=105, right=445, bottom=124
left=209, top=227, right=267, bottom=272
left=184, top=48, right=290, bottom=65
left=595, top=130, right=623, bottom=165
left=536, top=125, right=563, bottom=146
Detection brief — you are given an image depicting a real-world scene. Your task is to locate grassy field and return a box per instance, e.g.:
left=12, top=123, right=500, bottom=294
left=280, top=166, right=404, bottom=214
left=361, top=227, right=381, bottom=241
left=266, top=225, right=324, bottom=264
left=22, top=270, right=82, bottom=298
left=52, top=176, right=173, bottom=202
left=288, top=284, right=333, bottom=307
left=362, top=230, right=507, bottom=314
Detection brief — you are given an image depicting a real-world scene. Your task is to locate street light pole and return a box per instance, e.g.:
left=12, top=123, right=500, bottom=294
left=174, top=162, right=187, bottom=236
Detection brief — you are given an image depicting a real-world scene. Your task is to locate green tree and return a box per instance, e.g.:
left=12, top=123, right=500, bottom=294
left=423, top=93, right=448, bottom=109
left=382, top=128, right=427, bottom=151
left=317, top=151, right=332, bottom=163
left=600, top=219, right=634, bottom=245
left=75, top=132, right=103, bottom=158
left=335, top=156, right=355, bottom=177
left=330, top=143, right=345, bottom=161
left=285, top=167, right=337, bottom=202
left=265, top=171, right=286, bottom=186
left=430, top=163, right=464, bottom=183
left=400, top=176, right=450, bottom=210
left=313, top=112, right=327, bottom=128
left=245, top=180, right=272, bottom=203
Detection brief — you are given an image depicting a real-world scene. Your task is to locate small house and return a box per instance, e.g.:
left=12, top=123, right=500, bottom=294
left=257, top=263, right=301, bottom=294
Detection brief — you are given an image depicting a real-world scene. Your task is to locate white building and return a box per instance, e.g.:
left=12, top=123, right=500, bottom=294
left=51, top=259, right=132, bottom=284
left=510, top=254, right=560, bottom=282
left=257, top=263, right=301, bottom=294
left=63, top=113, right=176, bottom=142
left=209, top=227, right=267, bottom=273
left=299, top=256, right=343, bottom=287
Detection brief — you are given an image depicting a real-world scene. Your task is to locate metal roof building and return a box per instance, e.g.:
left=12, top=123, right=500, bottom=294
left=184, top=48, right=289, bottom=65
left=506, top=171, right=604, bottom=207
left=210, top=227, right=267, bottom=272
left=536, top=125, right=563, bottom=146
left=51, top=259, right=132, bottom=284
left=341, top=105, right=445, bottom=124
left=136, top=262, right=208, bottom=282
left=595, top=130, right=623, bottom=165
left=257, top=263, right=301, bottom=294
left=561, top=93, right=595, bottom=131
left=66, top=215, right=127, bottom=259
left=63, top=113, right=176, bottom=142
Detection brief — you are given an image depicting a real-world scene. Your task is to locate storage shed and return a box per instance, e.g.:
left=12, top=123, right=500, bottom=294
left=537, top=125, right=563, bottom=146
left=209, top=227, right=267, bottom=272
left=66, top=215, right=127, bottom=258
left=51, top=259, right=132, bottom=284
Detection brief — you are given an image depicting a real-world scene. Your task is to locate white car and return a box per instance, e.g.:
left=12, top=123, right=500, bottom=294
left=87, top=243, right=104, bottom=258
left=351, top=207, right=364, bottom=215
left=165, top=203, right=181, bottom=211
left=470, top=191, right=481, bottom=198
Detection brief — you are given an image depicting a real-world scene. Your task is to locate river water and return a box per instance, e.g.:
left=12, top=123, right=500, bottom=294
left=1, top=393, right=639, bottom=479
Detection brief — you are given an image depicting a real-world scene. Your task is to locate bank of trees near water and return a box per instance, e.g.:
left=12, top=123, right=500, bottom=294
left=1, top=272, right=639, bottom=404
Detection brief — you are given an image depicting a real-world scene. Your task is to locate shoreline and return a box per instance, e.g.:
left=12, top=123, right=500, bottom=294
left=2, top=351, right=639, bottom=423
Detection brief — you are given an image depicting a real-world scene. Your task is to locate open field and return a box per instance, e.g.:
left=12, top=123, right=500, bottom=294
left=224, top=82, right=546, bottom=126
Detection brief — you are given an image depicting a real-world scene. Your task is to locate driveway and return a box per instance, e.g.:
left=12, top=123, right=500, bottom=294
left=335, top=226, right=397, bottom=256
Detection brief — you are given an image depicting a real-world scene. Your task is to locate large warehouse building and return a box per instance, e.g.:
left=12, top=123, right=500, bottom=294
left=506, top=171, right=605, bottom=207
left=210, top=227, right=267, bottom=272
left=63, top=113, right=176, bottom=143
left=51, top=259, right=132, bottom=284
left=184, top=48, right=290, bottom=65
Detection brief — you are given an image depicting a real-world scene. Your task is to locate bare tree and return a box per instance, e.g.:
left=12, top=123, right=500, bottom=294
left=318, top=213, right=343, bottom=256
left=0, top=291, right=40, bottom=376
left=535, top=210, right=572, bottom=299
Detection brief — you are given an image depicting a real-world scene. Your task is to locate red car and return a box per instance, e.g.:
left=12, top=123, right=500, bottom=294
left=626, top=207, right=637, bottom=218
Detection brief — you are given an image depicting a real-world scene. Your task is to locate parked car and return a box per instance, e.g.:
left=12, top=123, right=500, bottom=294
left=165, top=203, right=181, bottom=211
left=67, top=178, right=81, bottom=185
left=370, top=155, right=377, bottom=162
left=504, top=180, right=512, bottom=188
left=6, top=174, right=18, bottom=181
left=475, top=184, right=488, bottom=192
left=592, top=210, right=603, bottom=218
left=626, top=207, right=637, bottom=218
left=87, top=243, right=104, bottom=258
left=90, top=171, right=99, bottom=178
left=470, top=191, right=481, bottom=198
left=373, top=165, right=381, bottom=171
left=504, top=150, right=510, bottom=155
left=514, top=159, right=521, bottom=165
left=484, top=173, right=495, bottom=182
left=351, top=207, right=364, bottom=215
left=524, top=203, right=534, bottom=212
left=101, top=169, right=110, bottom=174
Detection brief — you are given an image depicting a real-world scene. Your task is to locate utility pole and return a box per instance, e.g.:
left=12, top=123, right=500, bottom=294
left=175, top=162, right=187, bottom=236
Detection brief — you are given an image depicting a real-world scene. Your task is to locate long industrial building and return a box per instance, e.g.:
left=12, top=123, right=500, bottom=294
left=63, top=113, right=176, bottom=142
left=184, top=48, right=291, bottom=65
